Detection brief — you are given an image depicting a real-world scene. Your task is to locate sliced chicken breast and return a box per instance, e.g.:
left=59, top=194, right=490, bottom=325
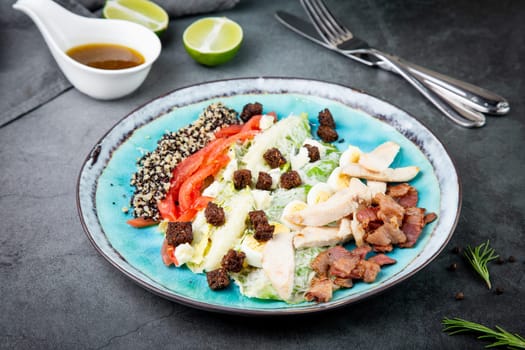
left=342, top=164, right=419, bottom=182
left=358, top=141, right=400, bottom=172
left=285, top=178, right=366, bottom=227
left=262, top=230, right=295, bottom=300
left=293, top=218, right=353, bottom=249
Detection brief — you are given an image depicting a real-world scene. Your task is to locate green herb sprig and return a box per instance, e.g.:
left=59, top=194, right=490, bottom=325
left=464, top=240, right=498, bottom=289
left=443, top=318, right=525, bottom=349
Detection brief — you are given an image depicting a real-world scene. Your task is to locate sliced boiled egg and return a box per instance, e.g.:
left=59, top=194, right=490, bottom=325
left=280, top=200, right=308, bottom=230
left=240, top=223, right=289, bottom=267
left=240, top=235, right=265, bottom=268
left=327, top=166, right=351, bottom=191
left=306, top=182, right=334, bottom=206
left=339, top=145, right=362, bottom=168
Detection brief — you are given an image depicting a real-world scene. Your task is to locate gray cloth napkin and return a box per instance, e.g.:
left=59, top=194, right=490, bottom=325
left=1, top=0, right=239, bottom=128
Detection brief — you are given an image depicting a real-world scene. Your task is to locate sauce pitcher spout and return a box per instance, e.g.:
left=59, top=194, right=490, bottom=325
left=13, top=0, right=77, bottom=56
left=12, top=0, right=162, bottom=100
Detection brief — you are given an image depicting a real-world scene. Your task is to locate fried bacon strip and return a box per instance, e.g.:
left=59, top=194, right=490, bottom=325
left=306, top=245, right=396, bottom=303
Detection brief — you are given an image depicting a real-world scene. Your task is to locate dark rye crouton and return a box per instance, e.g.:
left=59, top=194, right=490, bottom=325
left=263, top=148, right=287, bottom=169
left=205, top=202, right=225, bottom=226
left=233, top=169, right=252, bottom=190
left=280, top=170, right=302, bottom=189
left=248, top=210, right=274, bottom=242
left=248, top=210, right=268, bottom=228
left=255, top=171, right=273, bottom=190
left=253, top=223, right=274, bottom=241
left=318, top=108, right=336, bottom=128
left=317, top=125, right=338, bottom=143
left=221, top=249, right=246, bottom=273
left=304, top=144, right=320, bottom=162
left=166, top=222, right=193, bottom=246
left=240, top=102, right=263, bottom=122
left=206, top=268, right=230, bottom=290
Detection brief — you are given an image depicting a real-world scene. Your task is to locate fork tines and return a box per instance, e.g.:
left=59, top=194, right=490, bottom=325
left=300, top=0, right=354, bottom=47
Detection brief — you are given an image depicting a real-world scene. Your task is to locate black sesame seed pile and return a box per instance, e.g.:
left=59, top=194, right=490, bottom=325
left=130, top=103, right=238, bottom=220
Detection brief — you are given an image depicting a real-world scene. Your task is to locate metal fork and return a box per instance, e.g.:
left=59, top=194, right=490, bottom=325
left=300, top=0, right=505, bottom=128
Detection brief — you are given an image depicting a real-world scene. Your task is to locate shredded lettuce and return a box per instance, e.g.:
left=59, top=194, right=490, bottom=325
left=241, top=113, right=310, bottom=174
left=233, top=268, right=280, bottom=300
left=301, top=143, right=341, bottom=184
left=289, top=247, right=326, bottom=302
left=266, top=186, right=308, bottom=222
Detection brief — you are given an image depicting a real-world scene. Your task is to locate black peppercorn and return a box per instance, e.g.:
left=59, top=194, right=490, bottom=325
left=447, top=263, right=457, bottom=271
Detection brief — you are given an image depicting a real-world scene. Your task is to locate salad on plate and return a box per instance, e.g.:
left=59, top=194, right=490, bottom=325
left=127, top=102, right=437, bottom=303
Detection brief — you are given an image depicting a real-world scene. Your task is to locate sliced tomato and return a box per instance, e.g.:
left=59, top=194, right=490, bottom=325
left=214, top=124, right=243, bottom=138
left=241, top=115, right=262, bottom=132
left=202, top=130, right=258, bottom=167
left=167, top=146, right=207, bottom=197
left=180, top=187, right=201, bottom=214
left=158, top=121, right=261, bottom=223
left=126, top=217, right=158, bottom=228
left=191, top=196, right=214, bottom=210
left=229, top=130, right=258, bottom=142
left=157, top=192, right=178, bottom=221
left=178, top=153, right=230, bottom=212
left=202, top=138, right=232, bottom=163
left=176, top=208, right=197, bottom=222
left=161, top=138, right=226, bottom=218
left=161, top=239, right=178, bottom=266
left=176, top=131, right=258, bottom=212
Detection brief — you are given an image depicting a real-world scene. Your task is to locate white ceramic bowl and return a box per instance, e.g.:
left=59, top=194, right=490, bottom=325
left=14, top=0, right=162, bottom=100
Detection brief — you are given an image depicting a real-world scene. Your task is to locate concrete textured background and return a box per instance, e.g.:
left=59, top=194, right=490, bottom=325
left=1, top=0, right=524, bottom=349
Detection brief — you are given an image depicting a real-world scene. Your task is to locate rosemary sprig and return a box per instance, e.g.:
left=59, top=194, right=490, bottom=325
left=464, top=240, right=498, bottom=289
left=443, top=318, right=525, bottom=349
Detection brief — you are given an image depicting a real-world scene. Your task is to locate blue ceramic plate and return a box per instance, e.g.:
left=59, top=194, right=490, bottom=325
left=77, top=77, right=460, bottom=315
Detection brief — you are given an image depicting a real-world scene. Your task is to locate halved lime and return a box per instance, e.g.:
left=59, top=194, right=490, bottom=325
left=103, top=0, right=169, bottom=35
left=183, top=17, right=243, bottom=66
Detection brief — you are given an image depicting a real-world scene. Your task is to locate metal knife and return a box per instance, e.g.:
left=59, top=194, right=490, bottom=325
left=275, top=10, right=509, bottom=116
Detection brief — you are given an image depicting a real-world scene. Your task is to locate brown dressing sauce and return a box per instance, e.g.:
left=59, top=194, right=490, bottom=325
left=66, top=43, right=145, bottom=70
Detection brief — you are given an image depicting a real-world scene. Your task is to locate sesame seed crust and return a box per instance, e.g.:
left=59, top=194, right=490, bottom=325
left=130, top=103, right=238, bottom=220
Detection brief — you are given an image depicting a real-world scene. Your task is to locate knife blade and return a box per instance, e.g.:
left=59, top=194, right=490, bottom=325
left=274, top=10, right=509, bottom=115
left=277, top=11, right=397, bottom=67
left=275, top=10, right=378, bottom=67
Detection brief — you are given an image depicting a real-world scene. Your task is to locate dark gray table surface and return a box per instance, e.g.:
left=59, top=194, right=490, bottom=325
left=1, top=0, right=524, bottom=349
